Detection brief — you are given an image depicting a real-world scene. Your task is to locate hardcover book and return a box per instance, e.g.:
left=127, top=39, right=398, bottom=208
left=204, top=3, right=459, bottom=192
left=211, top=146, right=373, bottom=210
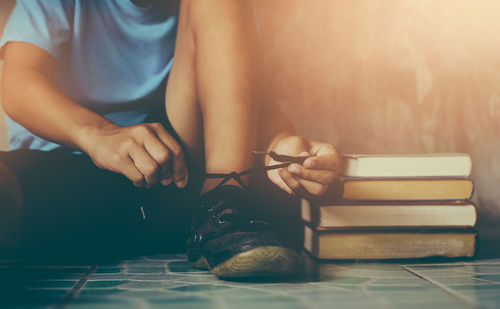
left=303, top=226, right=476, bottom=260
left=341, top=153, right=472, bottom=178
left=340, top=178, right=473, bottom=201
left=301, top=200, right=477, bottom=229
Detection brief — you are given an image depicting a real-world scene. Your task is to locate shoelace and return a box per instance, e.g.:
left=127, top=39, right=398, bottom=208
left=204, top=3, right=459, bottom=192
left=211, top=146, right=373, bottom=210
left=205, top=151, right=309, bottom=191
left=139, top=151, right=309, bottom=221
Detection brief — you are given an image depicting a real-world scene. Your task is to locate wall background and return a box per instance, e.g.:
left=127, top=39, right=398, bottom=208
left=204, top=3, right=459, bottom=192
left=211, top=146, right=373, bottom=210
left=252, top=0, right=500, bottom=227
left=0, top=1, right=499, bottom=225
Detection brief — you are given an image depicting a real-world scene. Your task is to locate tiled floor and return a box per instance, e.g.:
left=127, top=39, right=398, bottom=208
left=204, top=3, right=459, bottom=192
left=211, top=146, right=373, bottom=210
left=1, top=253, right=500, bottom=309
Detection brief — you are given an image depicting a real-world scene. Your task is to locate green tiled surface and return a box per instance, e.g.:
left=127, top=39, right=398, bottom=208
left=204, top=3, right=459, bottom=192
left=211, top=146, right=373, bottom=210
left=1, top=255, right=500, bottom=309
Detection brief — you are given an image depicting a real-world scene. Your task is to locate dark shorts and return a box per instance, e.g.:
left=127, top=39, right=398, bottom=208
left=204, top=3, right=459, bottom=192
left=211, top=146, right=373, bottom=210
left=0, top=148, right=194, bottom=258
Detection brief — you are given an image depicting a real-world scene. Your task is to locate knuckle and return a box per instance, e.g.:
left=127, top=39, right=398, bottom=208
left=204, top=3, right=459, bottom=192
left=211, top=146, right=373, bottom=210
left=133, top=125, right=150, bottom=136
left=170, top=146, right=183, bottom=157
left=119, top=138, right=135, bottom=150
left=157, top=152, right=171, bottom=165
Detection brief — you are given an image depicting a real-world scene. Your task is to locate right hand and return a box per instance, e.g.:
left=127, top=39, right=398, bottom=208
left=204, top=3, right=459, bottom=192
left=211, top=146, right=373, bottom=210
left=83, top=123, right=188, bottom=188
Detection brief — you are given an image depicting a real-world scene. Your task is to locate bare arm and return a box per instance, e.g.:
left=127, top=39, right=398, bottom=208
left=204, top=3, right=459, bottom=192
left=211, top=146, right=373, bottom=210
left=1, top=42, right=187, bottom=188
left=2, top=42, right=110, bottom=150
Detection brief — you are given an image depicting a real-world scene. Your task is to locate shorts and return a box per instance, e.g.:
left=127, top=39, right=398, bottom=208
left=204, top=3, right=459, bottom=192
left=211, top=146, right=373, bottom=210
left=0, top=148, right=194, bottom=258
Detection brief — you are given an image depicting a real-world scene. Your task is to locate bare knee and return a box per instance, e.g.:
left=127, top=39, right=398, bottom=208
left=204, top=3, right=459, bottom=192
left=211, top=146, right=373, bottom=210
left=0, top=163, right=23, bottom=246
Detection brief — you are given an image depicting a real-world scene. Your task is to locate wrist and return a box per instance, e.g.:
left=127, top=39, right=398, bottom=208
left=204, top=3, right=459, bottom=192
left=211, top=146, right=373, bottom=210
left=74, top=121, right=117, bottom=154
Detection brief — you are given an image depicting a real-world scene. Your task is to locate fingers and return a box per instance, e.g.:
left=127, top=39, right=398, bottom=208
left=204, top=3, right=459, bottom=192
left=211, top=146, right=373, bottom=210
left=150, top=124, right=188, bottom=188
left=118, top=156, right=145, bottom=187
left=125, top=123, right=187, bottom=188
left=303, top=155, right=339, bottom=171
left=267, top=169, right=294, bottom=194
left=90, top=123, right=188, bottom=188
left=278, top=168, right=304, bottom=195
left=129, top=145, right=161, bottom=187
left=280, top=142, right=340, bottom=196
left=304, top=143, right=340, bottom=170
left=279, top=167, right=330, bottom=196
left=113, top=136, right=152, bottom=187
left=288, top=163, right=336, bottom=185
left=297, top=177, right=329, bottom=196
left=142, top=129, right=173, bottom=186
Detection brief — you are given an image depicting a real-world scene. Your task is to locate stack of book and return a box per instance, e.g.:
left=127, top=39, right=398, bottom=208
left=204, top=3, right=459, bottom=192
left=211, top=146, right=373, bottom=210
left=302, top=154, right=477, bottom=259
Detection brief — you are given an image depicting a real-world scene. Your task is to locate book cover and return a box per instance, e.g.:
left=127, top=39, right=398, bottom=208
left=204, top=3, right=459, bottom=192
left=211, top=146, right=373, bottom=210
left=301, top=200, right=477, bottom=229
left=340, top=178, right=473, bottom=201
left=341, top=153, right=472, bottom=178
left=303, top=226, right=476, bottom=260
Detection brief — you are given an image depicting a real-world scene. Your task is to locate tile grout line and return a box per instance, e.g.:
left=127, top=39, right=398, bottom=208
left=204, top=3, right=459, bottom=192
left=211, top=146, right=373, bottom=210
left=403, top=261, right=500, bottom=266
left=51, top=265, right=97, bottom=309
left=401, top=265, right=482, bottom=309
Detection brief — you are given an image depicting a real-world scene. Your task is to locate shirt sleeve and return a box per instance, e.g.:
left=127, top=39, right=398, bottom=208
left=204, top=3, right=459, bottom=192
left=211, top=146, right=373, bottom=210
left=0, top=0, right=74, bottom=60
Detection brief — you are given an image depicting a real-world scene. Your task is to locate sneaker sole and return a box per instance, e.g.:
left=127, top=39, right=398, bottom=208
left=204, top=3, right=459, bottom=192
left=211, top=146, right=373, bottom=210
left=190, top=246, right=301, bottom=278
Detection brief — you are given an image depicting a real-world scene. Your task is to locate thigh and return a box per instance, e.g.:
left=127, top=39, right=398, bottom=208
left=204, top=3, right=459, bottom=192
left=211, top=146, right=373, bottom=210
left=0, top=149, right=191, bottom=256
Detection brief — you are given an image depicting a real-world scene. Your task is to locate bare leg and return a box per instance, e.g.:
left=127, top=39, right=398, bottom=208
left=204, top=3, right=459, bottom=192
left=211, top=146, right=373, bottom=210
left=165, top=2, right=303, bottom=277
left=166, top=0, right=260, bottom=193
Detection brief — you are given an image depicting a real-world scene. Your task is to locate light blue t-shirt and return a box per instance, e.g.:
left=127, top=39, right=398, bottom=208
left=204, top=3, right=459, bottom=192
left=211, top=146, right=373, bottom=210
left=0, top=0, right=178, bottom=150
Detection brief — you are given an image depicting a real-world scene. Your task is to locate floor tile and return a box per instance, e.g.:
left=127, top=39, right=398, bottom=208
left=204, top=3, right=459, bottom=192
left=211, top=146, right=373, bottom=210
left=2, top=255, right=500, bottom=308
left=404, top=260, right=500, bottom=308
left=0, top=265, right=87, bottom=309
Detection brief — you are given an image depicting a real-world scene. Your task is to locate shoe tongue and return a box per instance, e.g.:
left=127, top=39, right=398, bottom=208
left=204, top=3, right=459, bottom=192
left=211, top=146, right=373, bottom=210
left=201, top=185, right=249, bottom=219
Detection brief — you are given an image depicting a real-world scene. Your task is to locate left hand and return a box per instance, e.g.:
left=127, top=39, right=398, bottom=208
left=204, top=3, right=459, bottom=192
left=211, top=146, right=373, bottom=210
left=266, top=135, right=340, bottom=196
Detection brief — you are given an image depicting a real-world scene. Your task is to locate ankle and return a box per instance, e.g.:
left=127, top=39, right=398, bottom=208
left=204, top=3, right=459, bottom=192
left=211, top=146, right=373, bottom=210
left=201, top=177, right=249, bottom=195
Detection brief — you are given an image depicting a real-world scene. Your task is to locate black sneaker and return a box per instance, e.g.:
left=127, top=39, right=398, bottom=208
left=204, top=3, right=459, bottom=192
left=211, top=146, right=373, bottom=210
left=187, top=185, right=301, bottom=278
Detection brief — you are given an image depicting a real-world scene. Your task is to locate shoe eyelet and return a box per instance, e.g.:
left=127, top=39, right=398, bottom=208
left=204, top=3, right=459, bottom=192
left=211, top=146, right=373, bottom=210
left=194, top=232, right=203, bottom=243
left=217, top=213, right=233, bottom=225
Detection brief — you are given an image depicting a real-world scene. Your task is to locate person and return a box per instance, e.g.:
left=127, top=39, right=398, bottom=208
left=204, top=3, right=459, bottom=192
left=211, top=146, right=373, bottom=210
left=0, top=0, right=340, bottom=278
